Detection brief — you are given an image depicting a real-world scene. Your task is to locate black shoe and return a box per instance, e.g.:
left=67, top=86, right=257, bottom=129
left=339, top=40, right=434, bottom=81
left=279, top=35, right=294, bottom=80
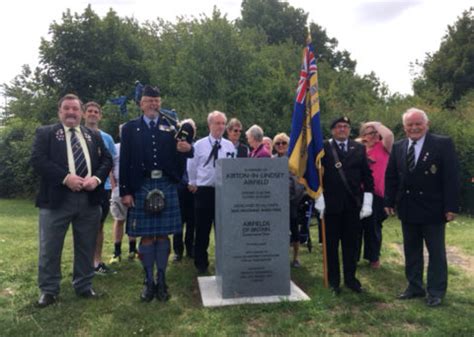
left=95, top=262, right=117, bottom=275
left=156, top=282, right=170, bottom=302
left=397, top=290, right=426, bottom=300
left=38, top=293, right=57, bottom=308
left=330, top=287, right=341, bottom=295
left=346, top=284, right=364, bottom=293
left=77, top=288, right=98, bottom=298
left=140, top=283, right=155, bottom=302
left=173, top=254, right=183, bottom=262
left=196, top=266, right=208, bottom=275
left=426, top=296, right=442, bottom=307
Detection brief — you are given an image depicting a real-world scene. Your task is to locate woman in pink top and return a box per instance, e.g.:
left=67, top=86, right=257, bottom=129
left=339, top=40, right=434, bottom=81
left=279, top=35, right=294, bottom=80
left=357, top=121, right=393, bottom=269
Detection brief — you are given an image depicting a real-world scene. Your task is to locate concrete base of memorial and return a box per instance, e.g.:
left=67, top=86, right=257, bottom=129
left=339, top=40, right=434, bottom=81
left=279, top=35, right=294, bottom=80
left=198, top=276, right=310, bottom=307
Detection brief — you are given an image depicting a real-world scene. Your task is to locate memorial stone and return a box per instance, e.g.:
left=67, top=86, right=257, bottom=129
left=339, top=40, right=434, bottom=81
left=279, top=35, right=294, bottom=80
left=215, top=157, right=290, bottom=298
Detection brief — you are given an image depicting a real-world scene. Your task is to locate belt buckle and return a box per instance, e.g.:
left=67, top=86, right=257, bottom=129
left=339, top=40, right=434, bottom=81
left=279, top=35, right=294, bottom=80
left=151, top=170, right=162, bottom=179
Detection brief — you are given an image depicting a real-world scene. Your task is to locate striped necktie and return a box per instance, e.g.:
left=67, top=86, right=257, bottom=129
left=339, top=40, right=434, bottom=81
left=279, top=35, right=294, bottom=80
left=70, top=128, right=88, bottom=177
left=407, top=140, right=417, bottom=172
left=339, top=142, right=346, bottom=152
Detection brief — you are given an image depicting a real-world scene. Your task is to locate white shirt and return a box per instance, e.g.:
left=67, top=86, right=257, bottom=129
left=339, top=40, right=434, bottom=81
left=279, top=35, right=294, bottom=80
left=407, top=135, right=425, bottom=165
left=187, top=135, right=236, bottom=187
left=335, top=139, right=348, bottom=151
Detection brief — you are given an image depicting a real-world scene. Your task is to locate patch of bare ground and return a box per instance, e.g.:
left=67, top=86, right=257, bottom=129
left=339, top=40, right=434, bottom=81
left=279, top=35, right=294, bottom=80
left=394, top=244, right=473, bottom=275
left=0, top=287, right=15, bottom=297
left=245, top=318, right=270, bottom=336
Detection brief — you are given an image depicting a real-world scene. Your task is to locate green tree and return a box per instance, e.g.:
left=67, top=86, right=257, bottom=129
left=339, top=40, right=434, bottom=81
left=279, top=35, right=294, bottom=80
left=39, top=6, right=148, bottom=103
left=238, top=0, right=308, bottom=45
left=413, top=7, right=474, bottom=108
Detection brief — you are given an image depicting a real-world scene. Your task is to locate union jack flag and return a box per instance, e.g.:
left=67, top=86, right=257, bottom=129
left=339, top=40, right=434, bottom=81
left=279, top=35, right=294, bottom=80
left=288, top=39, right=324, bottom=199
left=295, top=46, right=318, bottom=104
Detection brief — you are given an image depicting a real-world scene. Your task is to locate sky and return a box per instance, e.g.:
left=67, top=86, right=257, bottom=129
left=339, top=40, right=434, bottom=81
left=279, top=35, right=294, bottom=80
left=0, top=0, right=471, bottom=95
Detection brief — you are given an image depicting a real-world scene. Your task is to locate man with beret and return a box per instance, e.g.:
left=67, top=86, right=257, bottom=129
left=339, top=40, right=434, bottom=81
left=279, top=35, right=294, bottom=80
left=385, top=108, right=460, bottom=307
left=120, top=85, right=193, bottom=302
left=314, top=116, right=374, bottom=294
left=31, top=94, right=113, bottom=307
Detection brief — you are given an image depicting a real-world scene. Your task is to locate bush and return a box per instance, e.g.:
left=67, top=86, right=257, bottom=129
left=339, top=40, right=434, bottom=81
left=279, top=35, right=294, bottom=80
left=0, top=118, right=40, bottom=198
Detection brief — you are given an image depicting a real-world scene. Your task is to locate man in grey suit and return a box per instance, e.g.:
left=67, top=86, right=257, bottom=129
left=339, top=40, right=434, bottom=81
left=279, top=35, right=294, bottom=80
left=385, top=107, right=460, bottom=307
left=31, top=94, right=113, bottom=307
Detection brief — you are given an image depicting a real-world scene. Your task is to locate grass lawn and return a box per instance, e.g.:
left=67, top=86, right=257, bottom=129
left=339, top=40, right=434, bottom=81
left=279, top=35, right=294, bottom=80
left=0, top=198, right=473, bottom=336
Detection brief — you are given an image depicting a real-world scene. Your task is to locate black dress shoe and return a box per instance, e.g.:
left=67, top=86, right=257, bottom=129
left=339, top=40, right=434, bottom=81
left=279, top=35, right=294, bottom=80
left=196, top=266, right=208, bottom=275
left=77, top=288, right=98, bottom=298
left=38, top=293, right=57, bottom=308
left=426, top=296, right=442, bottom=307
left=186, top=250, right=194, bottom=259
left=330, top=287, right=341, bottom=295
left=156, top=282, right=170, bottom=302
left=346, top=284, right=364, bottom=293
left=397, top=290, right=426, bottom=300
left=140, top=283, right=155, bottom=302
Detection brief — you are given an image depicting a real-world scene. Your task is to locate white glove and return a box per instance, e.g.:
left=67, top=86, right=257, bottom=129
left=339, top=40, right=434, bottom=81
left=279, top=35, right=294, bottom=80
left=314, top=195, right=325, bottom=219
left=359, top=192, right=373, bottom=219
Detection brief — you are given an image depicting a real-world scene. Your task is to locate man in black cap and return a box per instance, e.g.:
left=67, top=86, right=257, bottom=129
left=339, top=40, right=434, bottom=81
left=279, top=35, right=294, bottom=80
left=120, top=85, right=193, bottom=302
left=314, top=116, right=374, bottom=294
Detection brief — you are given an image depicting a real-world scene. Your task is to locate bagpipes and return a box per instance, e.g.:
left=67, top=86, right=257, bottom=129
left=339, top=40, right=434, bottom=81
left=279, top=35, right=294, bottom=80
left=109, top=81, right=195, bottom=144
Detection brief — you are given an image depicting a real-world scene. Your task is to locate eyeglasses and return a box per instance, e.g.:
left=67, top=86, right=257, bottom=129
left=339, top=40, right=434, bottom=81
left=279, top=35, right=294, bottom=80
left=363, top=131, right=378, bottom=137
left=275, top=141, right=288, bottom=146
left=232, top=129, right=242, bottom=133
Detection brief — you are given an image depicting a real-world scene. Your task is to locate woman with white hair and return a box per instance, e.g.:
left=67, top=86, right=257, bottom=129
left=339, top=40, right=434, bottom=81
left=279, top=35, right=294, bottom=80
left=246, top=124, right=271, bottom=158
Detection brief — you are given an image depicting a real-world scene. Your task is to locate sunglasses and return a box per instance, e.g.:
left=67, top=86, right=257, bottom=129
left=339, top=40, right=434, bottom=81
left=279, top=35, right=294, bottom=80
left=275, top=141, right=288, bottom=146
left=232, top=129, right=242, bottom=133
left=364, top=131, right=378, bottom=137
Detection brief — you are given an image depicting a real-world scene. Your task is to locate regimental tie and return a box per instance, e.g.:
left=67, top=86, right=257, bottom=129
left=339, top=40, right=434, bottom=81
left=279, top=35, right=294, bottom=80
left=149, top=120, right=156, bottom=129
left=407, top=140, right=417, bottom=172
left=339, top=142, right=346, bottom=152
left=70, top=128, right=88, bottom=178
left=204, top=140, right=221, bottom=167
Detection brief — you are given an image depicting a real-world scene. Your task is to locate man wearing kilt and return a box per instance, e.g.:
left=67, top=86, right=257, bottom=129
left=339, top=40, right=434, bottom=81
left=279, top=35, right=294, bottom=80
left=120, top=85, right=192, bottom=302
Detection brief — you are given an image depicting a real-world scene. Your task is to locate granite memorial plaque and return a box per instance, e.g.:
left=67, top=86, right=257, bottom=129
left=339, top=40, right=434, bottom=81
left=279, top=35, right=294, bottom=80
left=214, top=157, right=290, bottom=298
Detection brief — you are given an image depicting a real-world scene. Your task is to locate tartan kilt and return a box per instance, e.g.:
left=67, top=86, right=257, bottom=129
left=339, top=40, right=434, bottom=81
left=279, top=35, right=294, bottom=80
left=126, top=177, right=182, bottom=237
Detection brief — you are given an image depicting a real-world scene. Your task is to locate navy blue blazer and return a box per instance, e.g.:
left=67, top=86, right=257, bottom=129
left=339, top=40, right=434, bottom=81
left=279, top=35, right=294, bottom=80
left=321, top=139, right=374, bottom=214
left=384, top=133, right=460, bottom=224
left=30, top=123, right=113, bottom=209
left=119, top=116, right=192, bottom=196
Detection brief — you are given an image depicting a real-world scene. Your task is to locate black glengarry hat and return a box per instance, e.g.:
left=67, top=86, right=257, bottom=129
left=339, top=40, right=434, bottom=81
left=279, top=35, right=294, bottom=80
left=330, top=116, right=351, bottom=129
left=142, top=85, right=160, bottom=98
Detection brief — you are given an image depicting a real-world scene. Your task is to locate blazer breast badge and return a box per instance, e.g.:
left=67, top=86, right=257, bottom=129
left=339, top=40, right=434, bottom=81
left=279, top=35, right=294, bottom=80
left=55, top=128, right=65, bottom=141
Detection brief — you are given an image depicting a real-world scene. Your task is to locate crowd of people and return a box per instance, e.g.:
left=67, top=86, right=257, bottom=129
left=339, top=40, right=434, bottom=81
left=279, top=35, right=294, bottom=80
left=31, top=85, right=460, bottom=309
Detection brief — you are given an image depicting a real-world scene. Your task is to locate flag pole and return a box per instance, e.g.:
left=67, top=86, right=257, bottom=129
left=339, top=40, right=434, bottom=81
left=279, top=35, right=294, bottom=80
left=307, top=31, right=329, bottom=288
left=320, top=217, right=328, bottom=288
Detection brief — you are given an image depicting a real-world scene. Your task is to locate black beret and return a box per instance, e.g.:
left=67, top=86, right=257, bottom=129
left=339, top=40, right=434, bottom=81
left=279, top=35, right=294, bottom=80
left=142, top=85, right=160, bottom=98
left=330, top=116, right=351, bottom=129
